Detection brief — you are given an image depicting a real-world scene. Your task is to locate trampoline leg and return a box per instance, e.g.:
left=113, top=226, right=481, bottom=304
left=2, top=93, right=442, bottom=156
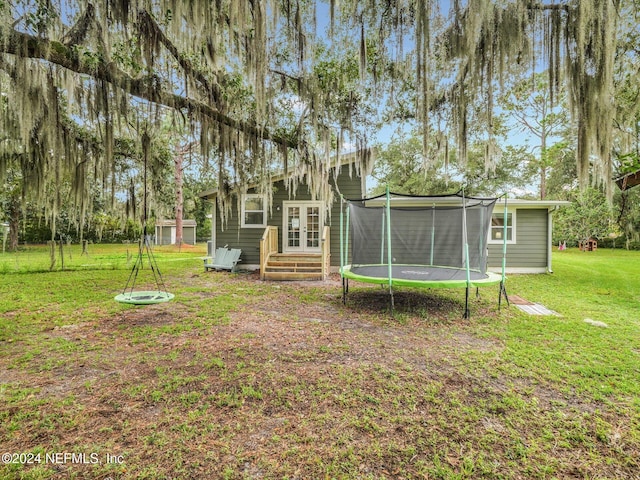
left=498, top=281, right=510, bottom=310
left=389, top=288, right=395, bottom=318
left=463, top=286, right=470, bottom=319
left=476, top=287, right=480, bottom=299
left=342, top=278, right=347, bottom=305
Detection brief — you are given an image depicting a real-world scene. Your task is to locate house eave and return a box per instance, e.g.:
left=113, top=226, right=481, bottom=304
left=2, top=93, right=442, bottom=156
left=364, top=196, right=570, bottom=210
left=197, top=150, right=371, bottom=200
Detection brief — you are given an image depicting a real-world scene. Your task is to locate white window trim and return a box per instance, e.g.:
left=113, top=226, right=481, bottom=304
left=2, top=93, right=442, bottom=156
left=241, top=193, right=267, bottom=228
left=488, top=210, right=516, bottom=244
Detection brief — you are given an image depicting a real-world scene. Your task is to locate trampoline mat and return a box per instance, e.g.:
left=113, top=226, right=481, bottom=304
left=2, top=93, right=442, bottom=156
left=343, top=264, right=502, bottom=287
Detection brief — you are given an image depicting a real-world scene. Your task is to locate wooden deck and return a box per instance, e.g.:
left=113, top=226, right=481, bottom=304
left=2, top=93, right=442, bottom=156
left=260, top=226, right=330, bottom=281
left=262, top=253, right=324, bottom=280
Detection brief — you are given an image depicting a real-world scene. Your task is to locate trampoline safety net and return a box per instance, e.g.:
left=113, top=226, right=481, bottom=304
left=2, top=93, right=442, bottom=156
left=347, top=193, right=497, bottom=281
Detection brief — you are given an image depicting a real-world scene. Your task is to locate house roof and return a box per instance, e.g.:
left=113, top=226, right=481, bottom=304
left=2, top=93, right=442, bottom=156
left=198, top=150, right=368, bottom=200
left=615, top=170, right=640, bottom=191
left=155, top=219, right=197, bottom=227
left=492, top=198, right=570, bottom=210
left=363, top=195, right=570, bottom=210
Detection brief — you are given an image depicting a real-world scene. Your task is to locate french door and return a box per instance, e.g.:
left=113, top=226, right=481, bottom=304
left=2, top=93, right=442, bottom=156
left=283, top=202, right=323, bottom=253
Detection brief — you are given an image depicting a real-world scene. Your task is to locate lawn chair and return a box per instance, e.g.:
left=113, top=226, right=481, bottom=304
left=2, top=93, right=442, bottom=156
left=204, top=247, right=242, bottom=272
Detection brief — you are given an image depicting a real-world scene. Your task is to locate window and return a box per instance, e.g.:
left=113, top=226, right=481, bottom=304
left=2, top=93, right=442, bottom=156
left=489, top=212, right=515, bottom=243
left=241, top=194, right=267, bottom=228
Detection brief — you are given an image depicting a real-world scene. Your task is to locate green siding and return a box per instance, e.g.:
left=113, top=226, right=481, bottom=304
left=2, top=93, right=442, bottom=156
left=487, top=209, right=548, bottom=269
left=214, top=168, right=363, bottom=266
left=327, top=170, right=363, bottom=266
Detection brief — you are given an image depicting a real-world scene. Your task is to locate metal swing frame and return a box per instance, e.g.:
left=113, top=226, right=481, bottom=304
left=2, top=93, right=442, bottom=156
left=114, top=131, right=174, bottom=305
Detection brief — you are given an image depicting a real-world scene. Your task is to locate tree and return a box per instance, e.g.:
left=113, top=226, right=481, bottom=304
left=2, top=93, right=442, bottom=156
left=0, top=169, right=21, bottom=251
left=615, top=188, right=640, bottom=247
left=543, top=141, right=577, bottom=200
left=554, top=188, right=618, bottom=247
left=371, top=132, right=532, bottom=197
left=0, top=0, right=627, bottom=230
left=370, top=133, right=456, bottom=195
left=171, top=140, right=198, bottom=246
left=501, top=73, right=570, bottom=200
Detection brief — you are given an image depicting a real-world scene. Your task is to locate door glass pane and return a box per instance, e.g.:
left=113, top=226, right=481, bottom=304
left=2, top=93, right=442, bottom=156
left=307, top=207, right=320, bottom=248
left=288, top=207, right=300, bottom=247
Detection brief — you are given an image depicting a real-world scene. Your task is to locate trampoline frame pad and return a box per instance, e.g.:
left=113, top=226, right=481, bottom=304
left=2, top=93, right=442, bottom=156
left=341, top=264, right=502, bottom=289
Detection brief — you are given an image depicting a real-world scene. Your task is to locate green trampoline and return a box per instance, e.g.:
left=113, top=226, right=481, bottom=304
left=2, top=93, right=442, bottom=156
left=341, top=264, right=502, bottom=289
left=339, top=188, right=509, bottom=318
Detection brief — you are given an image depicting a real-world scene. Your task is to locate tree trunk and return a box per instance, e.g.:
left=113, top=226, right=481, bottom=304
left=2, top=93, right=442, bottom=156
left=540, top=131, right=547, bottom=200
left=8, top=197, right=20, bottom=252
left=174, top=151, right=184, bottom=247
left=540, top=165, right=547, bottom=200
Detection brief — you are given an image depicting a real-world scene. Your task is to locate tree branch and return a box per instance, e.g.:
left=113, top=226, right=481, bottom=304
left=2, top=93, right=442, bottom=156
left=136, top=9, right=223, bottom=105
left=2, top=29, right=297, bottom=149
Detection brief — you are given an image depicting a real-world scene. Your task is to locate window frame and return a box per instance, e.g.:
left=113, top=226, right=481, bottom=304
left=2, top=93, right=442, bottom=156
left=240, top=193, right=268, bottom=228
left=488, top=210, right=516, bottom=244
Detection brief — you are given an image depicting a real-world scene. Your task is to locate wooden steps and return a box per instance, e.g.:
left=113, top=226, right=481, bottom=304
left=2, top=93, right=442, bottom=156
left=262, top=253, right=324, bottom=281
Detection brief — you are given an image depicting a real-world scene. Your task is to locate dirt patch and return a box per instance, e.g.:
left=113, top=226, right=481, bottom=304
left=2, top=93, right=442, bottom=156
left=509, top=294, right=534, bottom=305
left=1, top=271, right=637, bottom=479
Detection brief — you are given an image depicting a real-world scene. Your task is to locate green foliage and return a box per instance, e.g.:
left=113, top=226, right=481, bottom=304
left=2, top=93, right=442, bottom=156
left=614, top=187, right=640, bottom=246
left=553, top=188, right=618, bottom=245
left=617, top=152, right=640, bottom=176
left=544, top=141, right=577, bottom=200
left=500, top=72, right=571, bottom=199
left=370, top=134, right=455, bottom=195
left=371, top=133, right=532, bottom=197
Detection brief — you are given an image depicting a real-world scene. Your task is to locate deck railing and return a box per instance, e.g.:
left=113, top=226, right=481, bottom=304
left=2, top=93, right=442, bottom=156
left=321, top=226, right=331, bottom=280
left=260, top=226, right=279, bottom=280
left=260, top=225, right=330, bottom=280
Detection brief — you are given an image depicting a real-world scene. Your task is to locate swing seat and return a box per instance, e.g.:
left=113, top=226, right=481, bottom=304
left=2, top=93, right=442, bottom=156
left=204, top=247, right=242, bottom=272
left=115, top=290, right=175, bottom=305
left=115, top=235, right=174, bottom=305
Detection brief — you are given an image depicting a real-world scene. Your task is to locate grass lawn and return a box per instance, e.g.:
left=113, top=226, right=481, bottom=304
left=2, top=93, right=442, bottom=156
left=0, top=245, right=639, bottom=479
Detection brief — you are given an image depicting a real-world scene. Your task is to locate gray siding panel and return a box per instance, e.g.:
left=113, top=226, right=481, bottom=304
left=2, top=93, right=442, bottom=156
left=487, top=209, right=548, bottom=269
left=215, top=190, right=549, bottom=271
left=214, top=167, right=363, bottom=267
left=327, top=170, right=364, bottom=266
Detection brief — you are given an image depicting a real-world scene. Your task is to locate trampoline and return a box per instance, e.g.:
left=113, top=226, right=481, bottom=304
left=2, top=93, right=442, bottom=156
left=342, top=264, right=502, bottom=289
left=339, top=189, right=509, bottom=318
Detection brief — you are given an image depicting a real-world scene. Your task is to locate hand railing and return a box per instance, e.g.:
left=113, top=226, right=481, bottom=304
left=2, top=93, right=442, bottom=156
left=321, top=226, right=330, bottom=280
left=259, top=226, right=278, bottom=280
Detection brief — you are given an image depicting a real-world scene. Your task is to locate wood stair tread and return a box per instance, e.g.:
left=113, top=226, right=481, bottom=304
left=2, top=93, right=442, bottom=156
left=262, top=252, right=326, bottom=281
left=267, top=261, right=322, bottom=267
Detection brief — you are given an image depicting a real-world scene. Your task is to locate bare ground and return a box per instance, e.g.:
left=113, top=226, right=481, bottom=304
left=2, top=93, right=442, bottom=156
left=1, top=271, right=638, bottom=479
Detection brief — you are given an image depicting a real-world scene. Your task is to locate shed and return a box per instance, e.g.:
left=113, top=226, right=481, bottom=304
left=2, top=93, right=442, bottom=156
left=155, top=219, right=197, bottom=245
left=1, top=222, right=9, bottom=253
left=579, top=238, right=598, bottom=252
